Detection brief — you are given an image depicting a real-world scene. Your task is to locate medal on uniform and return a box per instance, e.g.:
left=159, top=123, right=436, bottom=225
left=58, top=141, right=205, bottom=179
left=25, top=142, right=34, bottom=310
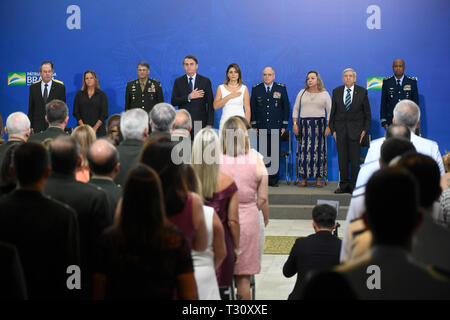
left=273, top=92, right=281, bottom=99
left=403, top=85, right=411, bottom=91
left=149, top=83, right=156, bottom=93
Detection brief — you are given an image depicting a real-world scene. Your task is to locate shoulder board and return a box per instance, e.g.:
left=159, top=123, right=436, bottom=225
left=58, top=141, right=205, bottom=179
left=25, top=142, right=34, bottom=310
left=150, top=78, right=160, bottom=83
left=33, top=79, right=42, bottom=84
left=53, top=79, right=64, bottom=85
left=384, top=76, right=393, bottom=80
left=252, top=82, right=263, bottom=88
left=406, top=76, right=417, bottom=81
left=276, top=82, right=285, bottom=87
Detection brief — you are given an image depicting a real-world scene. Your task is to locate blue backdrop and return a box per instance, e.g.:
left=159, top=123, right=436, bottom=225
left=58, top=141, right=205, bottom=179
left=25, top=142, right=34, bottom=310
left=1, top=0, right=449, bottom=180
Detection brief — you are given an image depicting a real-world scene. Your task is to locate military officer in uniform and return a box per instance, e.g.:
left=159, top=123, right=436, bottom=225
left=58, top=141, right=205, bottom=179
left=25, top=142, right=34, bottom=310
left=380, top=58, right=419, bottom=130
left=250, top=66, right=290, bottom=186
left=125, top=62, right=164, bottom=113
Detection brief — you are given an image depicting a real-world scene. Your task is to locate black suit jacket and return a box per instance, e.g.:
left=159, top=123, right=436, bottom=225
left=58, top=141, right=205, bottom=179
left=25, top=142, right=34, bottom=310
left=0, top=241, right=27, bottom=299
left=28, top=80, right=66, bottom=133
left=329, top=85, right=371, bottom=140
left=283, top=231, right=342, bottom=300
left=114, top=139, right=144, bottom=187
left=0, top=189, right=80, bottom=299
left=28, top=126, right=68, bottom=142
left=90, top=177, right=122, bottom=220
left=0, top=140, right=24, bottom=167
left=171, top=74, right=214, bottom=127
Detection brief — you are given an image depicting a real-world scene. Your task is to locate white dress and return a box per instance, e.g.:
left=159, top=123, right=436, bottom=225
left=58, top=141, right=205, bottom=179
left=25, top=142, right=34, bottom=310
left=191, top=205, right=221, bottom=300
left=219, top=84, right=246, bottom=130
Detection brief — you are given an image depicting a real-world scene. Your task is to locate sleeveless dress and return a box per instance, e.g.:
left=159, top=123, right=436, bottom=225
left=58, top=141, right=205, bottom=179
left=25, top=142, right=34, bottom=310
left=168, top=193, right=195, bottom=249
left=192, top=205, right=221, bottom=300
left=219, top=84, right=246, bottom=130
left=220, top=152, right=261, bottom=275
left=206, top=181, right=238, bottom=286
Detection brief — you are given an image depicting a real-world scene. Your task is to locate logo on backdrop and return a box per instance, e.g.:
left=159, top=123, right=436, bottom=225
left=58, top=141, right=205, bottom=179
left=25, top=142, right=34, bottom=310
left=366, top=77, right=384, bottom=90
left=7, top=72, right=60, bottom=86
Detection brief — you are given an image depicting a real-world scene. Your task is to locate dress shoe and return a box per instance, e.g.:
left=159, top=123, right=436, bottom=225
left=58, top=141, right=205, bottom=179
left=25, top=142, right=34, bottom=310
left=334, top=187, right=347, bottom=194
left=269, top=182, right=279, bottom=187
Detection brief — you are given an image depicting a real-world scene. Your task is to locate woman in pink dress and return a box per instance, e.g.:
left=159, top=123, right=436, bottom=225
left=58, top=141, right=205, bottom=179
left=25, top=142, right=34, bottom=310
left=220, top=116, right=269, bottom=300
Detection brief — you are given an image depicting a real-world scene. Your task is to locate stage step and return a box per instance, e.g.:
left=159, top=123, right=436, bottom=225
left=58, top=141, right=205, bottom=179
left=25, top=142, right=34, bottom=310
left=268, top=181, right=351, bottom=220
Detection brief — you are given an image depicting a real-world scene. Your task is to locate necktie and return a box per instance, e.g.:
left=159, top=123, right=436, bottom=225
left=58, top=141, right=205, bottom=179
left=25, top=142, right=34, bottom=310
left=345, top=88, right=351, bottom=111
left=43, top=84, right=48, bottom=103
left=189, top=77, right=193, bottom=92
left=266, top=86, right=270, bottom=94
left=397, top=79, right=401, bottom=87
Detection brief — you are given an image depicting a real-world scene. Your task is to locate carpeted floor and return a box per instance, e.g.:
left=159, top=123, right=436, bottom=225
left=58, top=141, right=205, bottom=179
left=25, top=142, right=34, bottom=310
left=263, top=236, right=299, bottom=254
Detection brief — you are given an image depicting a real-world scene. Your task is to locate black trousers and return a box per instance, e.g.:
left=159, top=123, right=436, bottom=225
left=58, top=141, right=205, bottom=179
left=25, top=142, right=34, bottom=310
left=258, top=129, right=281, bottom=185
left=336, top=130, right=360, bottom=190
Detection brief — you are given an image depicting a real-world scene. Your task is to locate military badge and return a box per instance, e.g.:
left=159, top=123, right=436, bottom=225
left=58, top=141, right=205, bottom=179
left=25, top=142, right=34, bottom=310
left=403, top=85, right=411, bottom=91
left=273, top=92, right=281, bottom=99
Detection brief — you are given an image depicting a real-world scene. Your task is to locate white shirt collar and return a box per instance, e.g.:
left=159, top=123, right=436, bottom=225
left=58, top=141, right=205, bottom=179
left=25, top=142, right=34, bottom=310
left=344, top=85, right=354, bottom=92
left=187, top=73, right=197, bottom=82
left=41, top=79, right=52, bottom=89
left=395, top=75, right=404, bottom=85
left=264, top=82, right=274, bottom=91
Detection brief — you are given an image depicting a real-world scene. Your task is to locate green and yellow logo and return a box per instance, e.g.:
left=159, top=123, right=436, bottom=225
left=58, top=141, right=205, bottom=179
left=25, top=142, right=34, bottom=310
left=8, top=72, right=26, bottom=86
left=367, top=77, right=384, bottom=90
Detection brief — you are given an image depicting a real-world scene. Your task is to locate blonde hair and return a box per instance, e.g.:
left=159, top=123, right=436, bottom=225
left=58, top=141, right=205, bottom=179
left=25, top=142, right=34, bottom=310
left=81, top=70, right=100, bottom=91
left=305, top=71, right=326, bottom=92
left=191, top=128, right=220, bottom=199
left=72, top=124, right=96, bottom=167
left=221, top=116, right=250, bottom=157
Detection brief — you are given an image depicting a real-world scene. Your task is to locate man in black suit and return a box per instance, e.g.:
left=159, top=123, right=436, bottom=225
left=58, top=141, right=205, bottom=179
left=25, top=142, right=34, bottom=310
left=0, top=112, right=30, bottom=166
left=283, top=204, right=341, bottom=300
left=171, top=55, right=214, bottom=137
left=114, top=108, right=149, bottom=186
left=0, top=142, right=80, bottom=299
left=329, top=68, right=371, bottom=193
left=88, top=139, right=122, bottom=220
left=28, top=61, right=66, bottom=134
left=28, top=99, right=69, bottom=142
left=45, top=135, right=111, bottom=298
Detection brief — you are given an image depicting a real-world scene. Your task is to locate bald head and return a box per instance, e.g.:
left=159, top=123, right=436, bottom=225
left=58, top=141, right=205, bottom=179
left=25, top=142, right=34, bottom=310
left=262, top=67, right=275, bottom=86
left=87, top=139, right=119, bottom=176
left=174, top=109, right=192, bottom=132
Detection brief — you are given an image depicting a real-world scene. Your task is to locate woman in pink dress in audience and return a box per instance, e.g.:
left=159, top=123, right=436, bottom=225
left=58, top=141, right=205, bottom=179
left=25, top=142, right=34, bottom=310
left=192, top=128, right=240, bottom=290
left=220, top=117, right=269, bottom=300
left=72, top=124, right=96, bottom=182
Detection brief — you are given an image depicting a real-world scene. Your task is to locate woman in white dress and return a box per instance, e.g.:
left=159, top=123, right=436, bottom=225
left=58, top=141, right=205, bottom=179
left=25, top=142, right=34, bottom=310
left=213, top=63, right=251, bottom=130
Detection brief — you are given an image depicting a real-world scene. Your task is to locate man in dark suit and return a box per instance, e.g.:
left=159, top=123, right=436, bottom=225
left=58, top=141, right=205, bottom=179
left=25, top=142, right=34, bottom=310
left=171, top=55, right=214, bottom=137
left=125, top=61, right=164, bottom=113
left=114, top=108, right=149, bottom=186
left=330, top=68, right=371, bottom=193
left=250, top=67, right=290, bottom=186
left=88, top=139, right=122, bottom=220
left=380, top=59, right=419, bottom=130
left=45, top=135, right=111, bottom=298
left=283, top=204, right=341, bottom=300
left=0, top=112, right=30, bottom=166
left=28, top=61, right=66, bottom=134
left=28, top=99, right=69, bottom=142
left=0, top=142, right=80, bottom=299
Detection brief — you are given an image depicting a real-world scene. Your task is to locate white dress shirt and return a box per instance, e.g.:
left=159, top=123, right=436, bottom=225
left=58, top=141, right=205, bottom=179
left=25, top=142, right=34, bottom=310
left=41, top=80, right=53, bottom=97
left=342, top=85, right=354, bottom=105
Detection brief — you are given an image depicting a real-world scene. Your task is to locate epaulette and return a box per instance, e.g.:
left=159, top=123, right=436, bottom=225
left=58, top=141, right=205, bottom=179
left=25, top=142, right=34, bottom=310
left=150, top=78, right=160, bottom=83
left=33, top=79, right=42, bottom=84
left=253, top=82, right=263, bottom=88
left=276, top=82, right=285, bottom=87
left=384, top=75, right=393, bottom=80
left=53, top=79, right=64, bottom=85
left=406, top=76, right=417, bottom=81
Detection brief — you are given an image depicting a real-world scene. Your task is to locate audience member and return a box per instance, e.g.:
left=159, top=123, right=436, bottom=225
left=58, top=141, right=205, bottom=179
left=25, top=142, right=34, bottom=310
left=0, top=241, right=27, bottom=299
left=72, top=124, right=96, bottom=183
left=191, top=128, right=240, bottom=291
left=0, top=112, right=30, bottom=166
left=364, top=99, right=445, bottom=175
left=106, top=114, right=122, bottom=146
left=172, top=109, right=192, bottom=138
left=140, top=136, right=208, bottom=252
left=183, top=164, right=225, bottom=300
left=148, top=102, right=176, bottom=139
left=0, top=142, right=80, bottom=299
left=92, top=164, right=197, bottom=299
left=28, top=99, right=69, bottom=142
left=45, top=135, right=111, bottom=297
left=88, top=139, right=122, bottom=220
left=220, top=116, right=268, bottom=300
left=114, top=109, right=148, bottom=186
left=0, top=144, right=20, bottom=195
left=283, top=204, right=341, bottom=300
left=303, top=167, right=450, bottom=299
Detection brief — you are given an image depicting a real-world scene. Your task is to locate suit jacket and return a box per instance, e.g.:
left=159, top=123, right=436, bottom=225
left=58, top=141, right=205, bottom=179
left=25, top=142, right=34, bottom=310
left=44, top=173, right=112, bottom=296
left=90, top=177, right=122, bottom=220
left=283, top=231, right=342, bottom=300
left=114, top=139, right=144, bottom=187
left=0, top=189, right=80, bottom=299
left=28, top=80, right=66, bottom=133
left=171, top=74, right=214, bottom=127
left=0, top=241, right=27, bottom=299
left=28, top=126, right=68, bottom=143
left=329, top=85, right=371, bottom=141
left=0, top=140, right=24, bottom=167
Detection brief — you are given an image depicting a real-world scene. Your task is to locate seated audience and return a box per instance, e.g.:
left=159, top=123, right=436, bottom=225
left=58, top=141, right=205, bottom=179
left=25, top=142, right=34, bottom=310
left=0, top=241, right=27, bottom=299
left=72, top=124, right=96, bottom=182
left=0, top=112, right=30, bottom=166
left=0, top=142, right=80, bottom=299
left=0, top=144, right=20, bottom=195
left=92, top=164, right=198, bottom=300
left=106, top=114, right=122, bottom=146
left=283, top=204, right=342, bottom=300
left=148, top=102, right=176, bottom=139
left=28, top=99, right=69, bottom=142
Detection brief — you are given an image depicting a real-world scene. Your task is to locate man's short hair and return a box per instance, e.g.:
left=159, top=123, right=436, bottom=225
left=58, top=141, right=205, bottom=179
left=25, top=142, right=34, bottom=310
left=312, top=204, right=337, bottom=229
left=174, top=109, right=192, bottom=131
left=342, top=68, right=356, bottom=78
left=149, top=103, right=176, bottom=132
left=45, top=99, right=68, bottom=125
left=87, top=139, right=119, bottom=175
left=385, top=124, right=411, bottom=140
left=13, top=142, right=49, bottom=186
left=120, top=109, right=148, bottom=140
left=365, top=167, right=420, bottom=246
left=393, top=100, right=420, bottom=131
left=184, top=55, right=198, bottom=64
left=40, top=61, right=54, bottom=72
left=48, top=135, right=80, bottom=175
left=5, top=112, right=30, bottom=135
left=380, top=137, right=416, bottom=167
left=137, top=62, right=149, bottom=69
left=397, top=152, right=442, bottom=208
